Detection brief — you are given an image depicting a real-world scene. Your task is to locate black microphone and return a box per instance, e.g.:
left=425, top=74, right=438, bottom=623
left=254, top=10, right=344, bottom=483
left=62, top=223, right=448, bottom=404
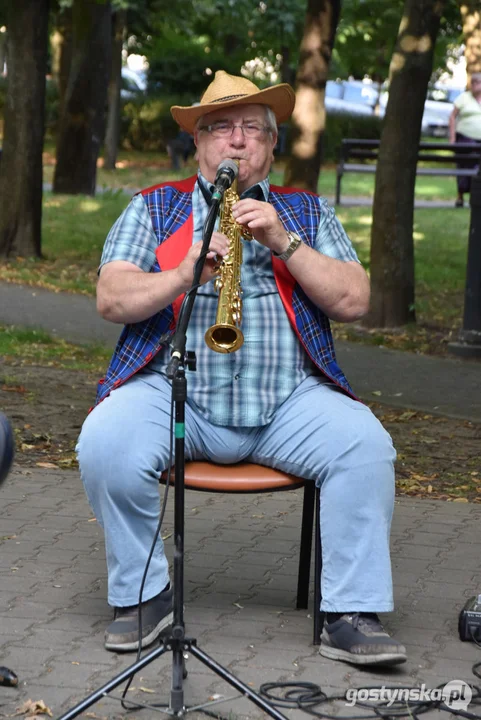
left=211, top=159, right=239, bottom=202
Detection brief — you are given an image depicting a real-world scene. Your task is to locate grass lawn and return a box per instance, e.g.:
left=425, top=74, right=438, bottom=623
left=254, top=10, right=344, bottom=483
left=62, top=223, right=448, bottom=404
left=0, top=149, right=472, bottom=356
left=0, top=325, right=111, bottom=373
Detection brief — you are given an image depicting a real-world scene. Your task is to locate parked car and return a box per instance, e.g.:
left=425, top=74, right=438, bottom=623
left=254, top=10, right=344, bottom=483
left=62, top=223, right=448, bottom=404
left=377, top=83, right=464, bottom=137
left=326, top=78, right=464, bottom=138
left=325, top=79, right=381, bottom=117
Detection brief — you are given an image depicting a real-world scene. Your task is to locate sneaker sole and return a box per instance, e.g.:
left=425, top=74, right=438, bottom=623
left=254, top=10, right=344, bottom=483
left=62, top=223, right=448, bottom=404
left=105, top=610, right=174, bottom=652
left=319, top=643, right=407, bottom=667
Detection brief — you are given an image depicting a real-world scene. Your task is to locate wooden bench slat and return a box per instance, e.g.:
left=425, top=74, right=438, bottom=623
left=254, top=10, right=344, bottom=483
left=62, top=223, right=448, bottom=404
left=341, top=163, right=477, bottom=176
left=336, top=139, right=481, bottom=204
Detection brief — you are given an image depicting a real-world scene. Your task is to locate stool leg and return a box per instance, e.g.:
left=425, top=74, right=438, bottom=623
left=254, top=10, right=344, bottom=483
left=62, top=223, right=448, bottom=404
left=297, top=483, right=315, bottom=610
left=313, top=485, right=323, bottom=645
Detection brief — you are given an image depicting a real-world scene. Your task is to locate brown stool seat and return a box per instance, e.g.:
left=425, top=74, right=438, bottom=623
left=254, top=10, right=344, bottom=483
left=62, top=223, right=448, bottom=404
left=160, top=460, right=322, bottom=644
left=162, top=461, right=305, bottom=492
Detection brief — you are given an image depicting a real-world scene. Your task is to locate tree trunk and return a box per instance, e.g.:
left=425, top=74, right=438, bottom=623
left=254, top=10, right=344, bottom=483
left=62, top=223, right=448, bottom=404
left=51, top=6, right=73, bottom=118
left=364, top=0, right=444, bottom=328
left=104, top=9, right=126, bottom=171
left=459, top=2, right=481, bottom=75
left=280, top=45, right=296, bottom=86
left=283, top=0, right=341, bottom=191
left=0, top=0, right=49, bottom=258
left=53, top=0, right=112, bottom=196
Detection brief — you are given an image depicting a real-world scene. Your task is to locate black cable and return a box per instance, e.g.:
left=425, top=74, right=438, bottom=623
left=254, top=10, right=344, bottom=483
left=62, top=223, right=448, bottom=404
left=174, top=201, right=220, bottom=336
left=258, top=677, right=481, bottom=720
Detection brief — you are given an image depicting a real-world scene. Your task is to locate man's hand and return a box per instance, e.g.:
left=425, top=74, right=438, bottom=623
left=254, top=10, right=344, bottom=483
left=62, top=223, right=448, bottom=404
left=231, top=199, right=289, bottom=255
left=177, top=232, right=229, bottom=288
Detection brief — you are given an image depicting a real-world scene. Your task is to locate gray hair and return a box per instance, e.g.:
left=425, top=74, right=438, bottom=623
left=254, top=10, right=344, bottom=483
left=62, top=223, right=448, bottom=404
left=196, top=105, right=278, bottom=135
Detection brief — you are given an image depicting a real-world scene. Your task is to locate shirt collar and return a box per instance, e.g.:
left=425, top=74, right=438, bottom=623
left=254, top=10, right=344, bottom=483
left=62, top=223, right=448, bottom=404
left=197, top=170, right=269, bottom=206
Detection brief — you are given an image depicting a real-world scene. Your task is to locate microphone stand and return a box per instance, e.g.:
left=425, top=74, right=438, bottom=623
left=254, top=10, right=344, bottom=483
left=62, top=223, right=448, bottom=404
left=56, top=186, right=288, bottom=720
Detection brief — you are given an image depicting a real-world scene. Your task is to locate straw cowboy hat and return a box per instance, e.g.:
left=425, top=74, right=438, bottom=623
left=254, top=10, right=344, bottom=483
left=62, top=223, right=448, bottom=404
left=171, top=70, right=296, bottom=134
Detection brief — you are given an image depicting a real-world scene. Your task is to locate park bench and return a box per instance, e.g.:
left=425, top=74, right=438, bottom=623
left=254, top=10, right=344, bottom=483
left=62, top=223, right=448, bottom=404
left=335, top=138, right=481, bottom=205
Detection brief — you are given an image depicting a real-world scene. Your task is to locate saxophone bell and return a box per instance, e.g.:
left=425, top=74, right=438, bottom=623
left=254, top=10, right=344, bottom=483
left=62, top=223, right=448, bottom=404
left=205, top=324, right=244, bottom=353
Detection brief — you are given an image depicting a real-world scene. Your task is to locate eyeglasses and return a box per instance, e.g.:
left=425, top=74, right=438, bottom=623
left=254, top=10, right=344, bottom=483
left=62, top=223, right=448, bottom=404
left=199, top=122, right=270, bottom=139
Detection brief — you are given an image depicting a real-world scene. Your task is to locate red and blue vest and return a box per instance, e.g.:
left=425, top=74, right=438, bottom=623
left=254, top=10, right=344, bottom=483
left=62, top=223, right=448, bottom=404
left=95, top=176, right=355, bottom=406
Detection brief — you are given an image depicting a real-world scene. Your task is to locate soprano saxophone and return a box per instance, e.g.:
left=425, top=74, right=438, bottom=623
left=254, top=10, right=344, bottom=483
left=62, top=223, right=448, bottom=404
left=204, top=160, right=252, bottom=353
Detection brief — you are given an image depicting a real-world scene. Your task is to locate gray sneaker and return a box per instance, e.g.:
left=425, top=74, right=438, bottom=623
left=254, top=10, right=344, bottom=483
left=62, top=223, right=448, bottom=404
left=105, top=587, right=173, bottom=652
left=320, top=613, right=407, bottom=667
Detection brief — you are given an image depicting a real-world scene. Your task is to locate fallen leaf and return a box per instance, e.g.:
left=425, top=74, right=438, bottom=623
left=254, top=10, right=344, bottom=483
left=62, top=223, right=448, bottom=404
left=397, top=411, right=417, bottom=421
left=233, top=602, right=244, bottom=609
left=1, top=384, right=27, bottom=394
left=35, top=462, right=58, bottom=469
left=372, top=390, right=382, bottom=396
left=15, top=699, right=53, bottom=718
left=452, top=497, right=469, bottom=503
left=139, top=687, right=155, bottom=694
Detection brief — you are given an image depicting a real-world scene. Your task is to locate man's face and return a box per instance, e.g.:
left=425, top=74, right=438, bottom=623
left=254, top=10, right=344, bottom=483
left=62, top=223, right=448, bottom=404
left=193, top=104, right=277, bottom=192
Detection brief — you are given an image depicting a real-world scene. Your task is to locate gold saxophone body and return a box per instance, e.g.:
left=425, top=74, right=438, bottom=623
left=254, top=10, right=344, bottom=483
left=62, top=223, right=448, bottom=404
left=204, top=161, right=252, bottom=353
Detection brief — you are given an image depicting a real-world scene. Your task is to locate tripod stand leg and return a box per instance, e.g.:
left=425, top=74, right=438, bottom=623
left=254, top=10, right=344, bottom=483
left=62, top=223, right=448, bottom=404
left=56, top=643, right=170, bottom=720
left=188, top=643, right=289, bottom=720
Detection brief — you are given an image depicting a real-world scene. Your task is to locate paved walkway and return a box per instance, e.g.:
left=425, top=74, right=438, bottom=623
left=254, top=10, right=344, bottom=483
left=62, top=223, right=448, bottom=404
left=0, top=281, right=481, bottom=719
left=1, top=469, right=481, bottom=720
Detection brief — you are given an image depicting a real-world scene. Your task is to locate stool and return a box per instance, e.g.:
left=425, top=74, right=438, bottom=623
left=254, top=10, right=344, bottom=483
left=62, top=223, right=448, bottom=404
left=162, top=461, right=323, bottom=644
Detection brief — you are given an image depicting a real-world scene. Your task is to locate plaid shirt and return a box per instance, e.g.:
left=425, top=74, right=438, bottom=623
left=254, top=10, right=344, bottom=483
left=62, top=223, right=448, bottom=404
left=100, top=174, right=359, bottom=426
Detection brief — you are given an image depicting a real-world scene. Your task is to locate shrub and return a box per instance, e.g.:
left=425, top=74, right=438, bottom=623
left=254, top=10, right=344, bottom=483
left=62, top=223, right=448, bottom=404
left=324, top=112, right=383, bottom=161
left=120, top=94, right=186, bottom=152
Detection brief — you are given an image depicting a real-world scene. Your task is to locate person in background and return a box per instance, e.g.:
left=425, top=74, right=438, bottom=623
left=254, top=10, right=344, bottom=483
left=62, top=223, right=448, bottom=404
left=449, top=72, right=481, bottom=208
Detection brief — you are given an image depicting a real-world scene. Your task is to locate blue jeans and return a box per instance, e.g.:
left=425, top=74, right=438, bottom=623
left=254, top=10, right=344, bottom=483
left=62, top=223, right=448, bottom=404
left=77, top=371, right=396, bottom=611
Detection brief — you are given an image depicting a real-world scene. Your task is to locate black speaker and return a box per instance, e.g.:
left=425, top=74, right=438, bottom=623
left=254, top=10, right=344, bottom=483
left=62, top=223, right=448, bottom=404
left=459, top=595, right=481, bottom=641
left=0, top=413, right=14, bottom=487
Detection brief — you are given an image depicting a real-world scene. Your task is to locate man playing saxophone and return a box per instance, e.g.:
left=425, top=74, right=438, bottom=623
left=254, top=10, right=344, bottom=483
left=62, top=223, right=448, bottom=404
left=77, top=71, right=406, bottom=667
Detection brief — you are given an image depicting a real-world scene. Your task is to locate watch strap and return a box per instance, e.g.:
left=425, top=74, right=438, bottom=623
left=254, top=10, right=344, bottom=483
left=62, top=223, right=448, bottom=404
left=272, top=231, right=302, bottom=262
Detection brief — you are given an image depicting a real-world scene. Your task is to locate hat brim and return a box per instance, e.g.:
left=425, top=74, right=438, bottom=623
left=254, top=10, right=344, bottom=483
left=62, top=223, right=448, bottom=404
left=171, top=83, right=296, bottom=134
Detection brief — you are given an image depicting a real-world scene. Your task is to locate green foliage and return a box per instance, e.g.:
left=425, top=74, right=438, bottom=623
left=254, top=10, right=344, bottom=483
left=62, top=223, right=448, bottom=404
left=333, top=1, right=404, bottom=81
left=120, top=93, right=191, bottom=150
left=118, top=0, right=465, bottom=104
left=144, top=29, right=242, bottom=97
left=332, top=0, right=461, bottom=82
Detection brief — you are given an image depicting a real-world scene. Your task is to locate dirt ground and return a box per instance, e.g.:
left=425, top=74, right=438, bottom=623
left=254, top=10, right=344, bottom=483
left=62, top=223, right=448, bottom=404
left=1, top=359, right=480, bottom=502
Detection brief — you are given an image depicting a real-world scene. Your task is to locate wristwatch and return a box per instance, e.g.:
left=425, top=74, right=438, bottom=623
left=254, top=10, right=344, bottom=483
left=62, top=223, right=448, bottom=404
left=272, top=231, right=302, bottom=262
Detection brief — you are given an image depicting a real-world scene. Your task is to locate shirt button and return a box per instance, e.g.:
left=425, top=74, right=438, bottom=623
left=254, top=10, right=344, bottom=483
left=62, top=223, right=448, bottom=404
left=234, top=374, right=240, bottom=380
